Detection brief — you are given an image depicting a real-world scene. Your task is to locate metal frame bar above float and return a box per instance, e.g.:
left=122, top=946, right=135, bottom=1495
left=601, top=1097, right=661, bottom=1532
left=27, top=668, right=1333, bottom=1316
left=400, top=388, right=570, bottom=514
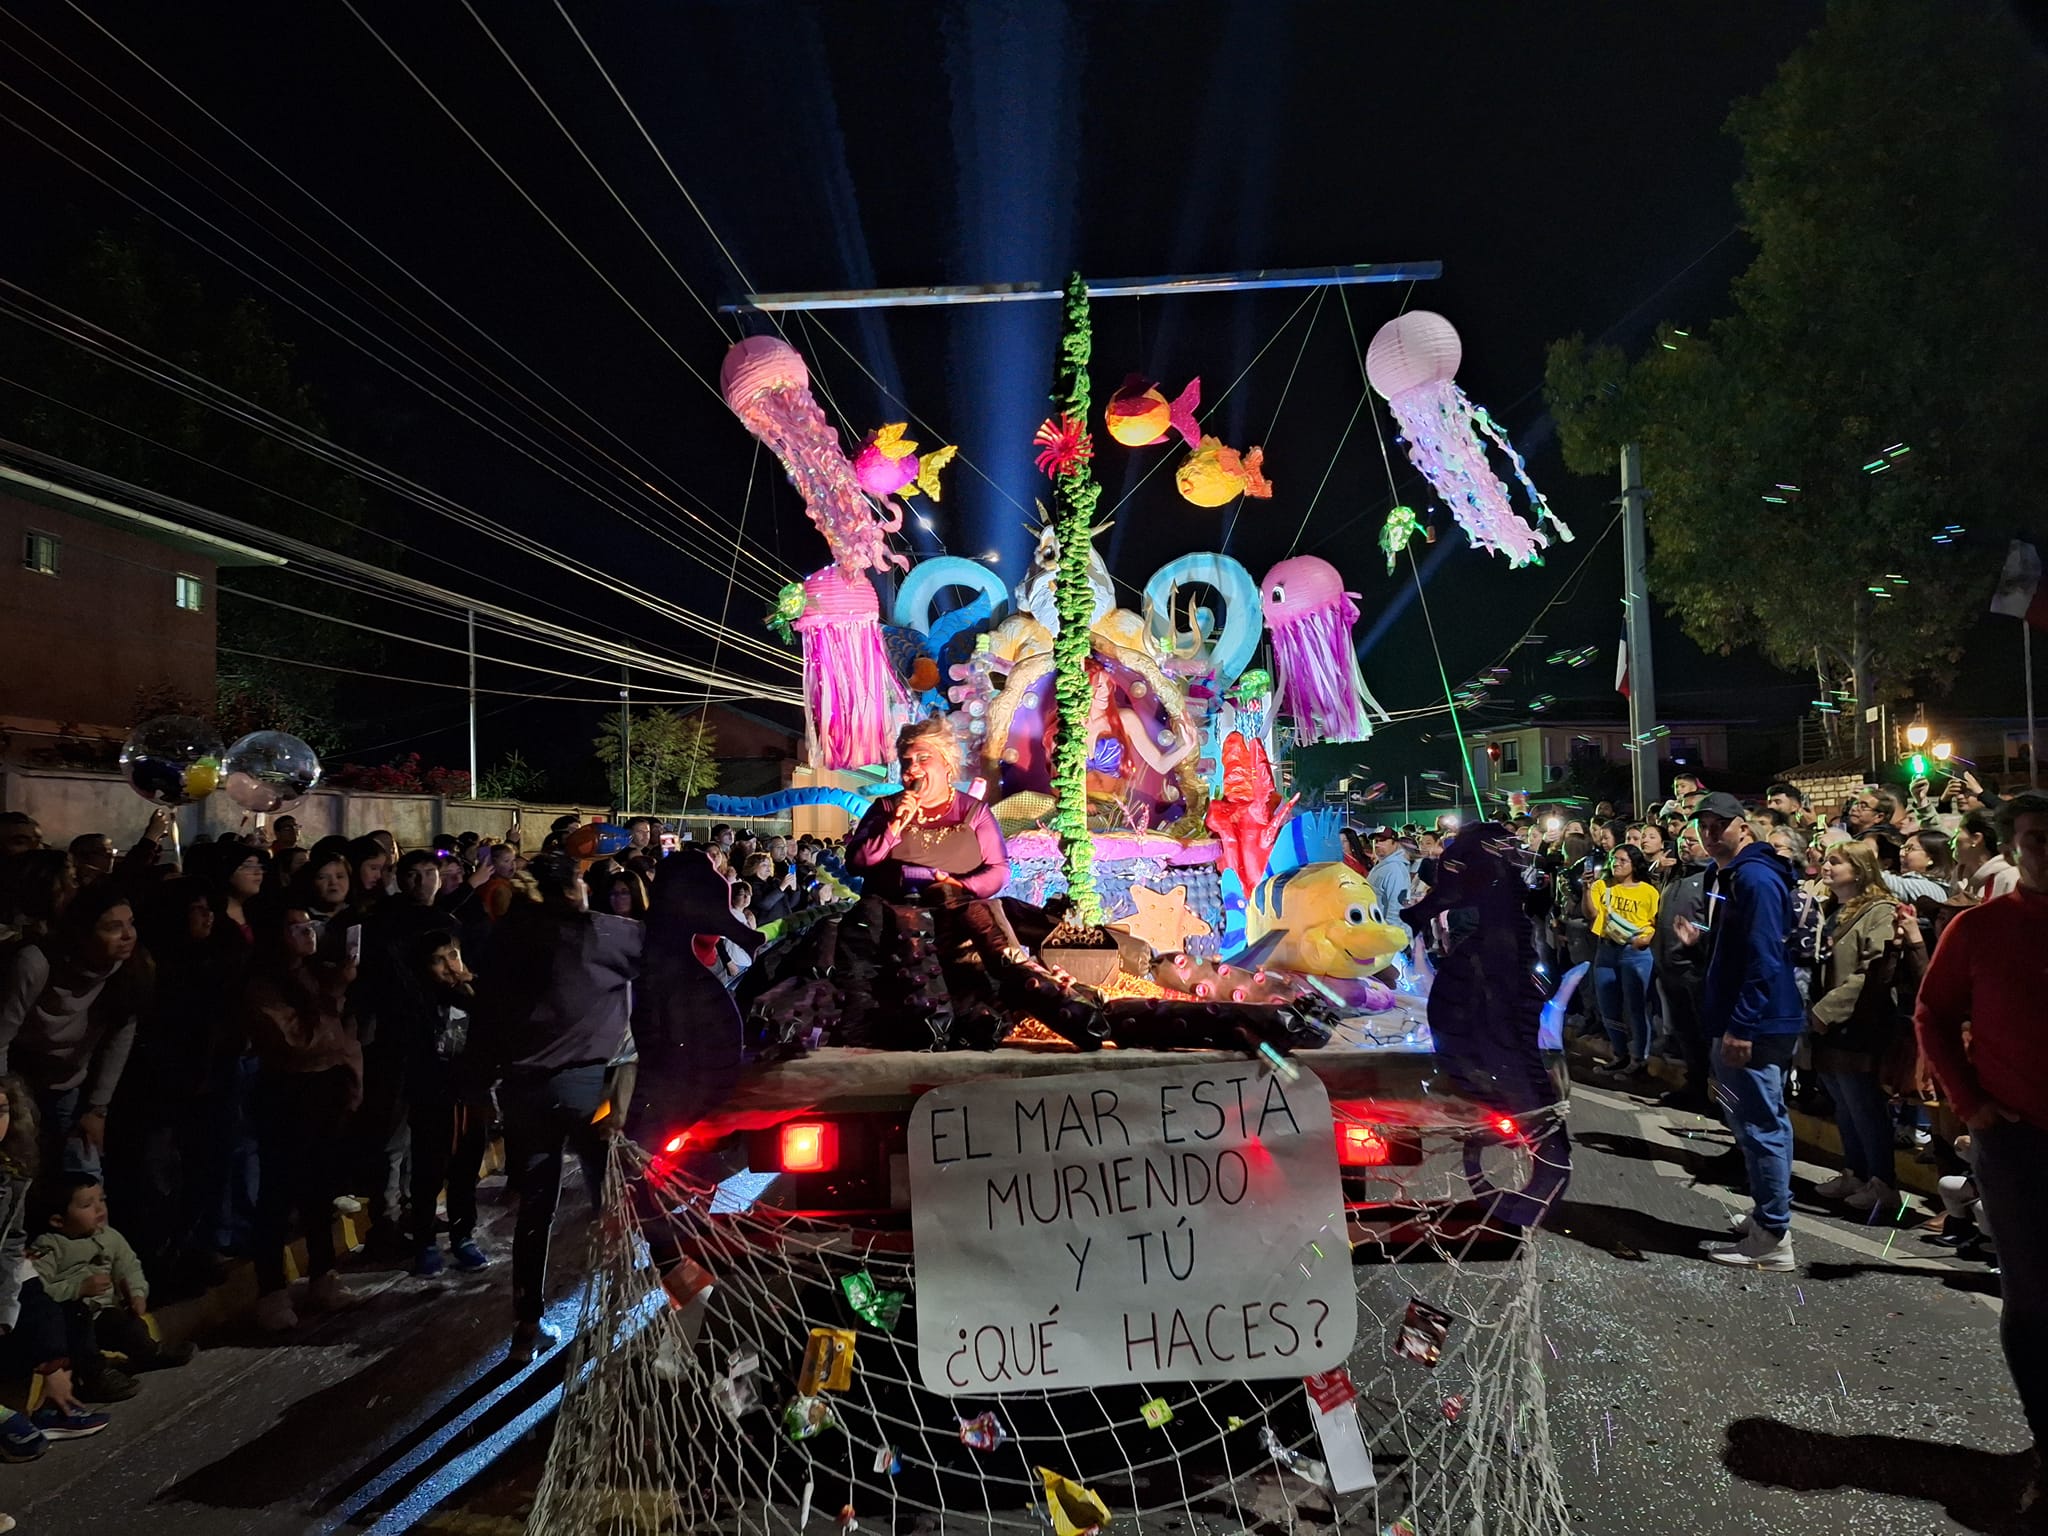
left=723, top=262, right=1444, bottom=313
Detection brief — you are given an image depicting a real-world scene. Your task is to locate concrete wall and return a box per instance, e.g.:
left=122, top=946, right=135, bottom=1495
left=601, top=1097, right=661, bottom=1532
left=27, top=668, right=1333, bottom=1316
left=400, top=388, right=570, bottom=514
left=0, top=767, right=608, bottom=850
left=0, top=488, right=217, bottom=736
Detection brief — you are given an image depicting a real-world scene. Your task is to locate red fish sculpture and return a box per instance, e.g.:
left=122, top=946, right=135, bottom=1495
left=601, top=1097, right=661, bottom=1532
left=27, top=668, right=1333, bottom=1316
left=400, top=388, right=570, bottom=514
left=1105, top=374, right=1201, bottom=450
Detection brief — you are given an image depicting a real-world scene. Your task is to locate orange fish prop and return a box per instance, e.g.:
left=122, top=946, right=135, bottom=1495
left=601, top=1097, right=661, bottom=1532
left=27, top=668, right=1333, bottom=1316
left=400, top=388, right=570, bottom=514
left=1105, top=374, right=1200, bottom=449
left=1176, top=436, right=1272, bottom=507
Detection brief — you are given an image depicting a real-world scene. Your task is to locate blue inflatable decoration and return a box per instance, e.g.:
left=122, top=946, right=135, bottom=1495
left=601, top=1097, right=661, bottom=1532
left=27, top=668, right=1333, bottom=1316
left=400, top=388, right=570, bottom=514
left=1267, top=806, right=1347, bottom=877
left=926, top=592, right=996, bottom=668
left=1141, top=552, right=1261, bottom=687
left=892, top=556, right=1009, bottom=636
left=705, top=786, right=886, bottom=819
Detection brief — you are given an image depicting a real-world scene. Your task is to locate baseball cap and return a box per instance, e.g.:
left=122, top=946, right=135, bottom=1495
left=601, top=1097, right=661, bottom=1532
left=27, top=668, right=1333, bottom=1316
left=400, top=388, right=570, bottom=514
left=1693, top=791, right=1746, bottom=823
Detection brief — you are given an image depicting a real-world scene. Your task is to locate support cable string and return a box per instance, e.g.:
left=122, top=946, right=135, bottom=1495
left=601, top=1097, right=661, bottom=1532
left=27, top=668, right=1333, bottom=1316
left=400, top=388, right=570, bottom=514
left=25, top=1, right=791, bottom=587
left=215, top=646, right=741, bottom=707
left=0, top=291, right=799, bottom=672
left=0, top=434, right=802, bottom=698
left=0, top=65, right=791, bottom=599
left=0, top=368, right=738, bottom=679
left=1222, top=283, right=1326, bottom=552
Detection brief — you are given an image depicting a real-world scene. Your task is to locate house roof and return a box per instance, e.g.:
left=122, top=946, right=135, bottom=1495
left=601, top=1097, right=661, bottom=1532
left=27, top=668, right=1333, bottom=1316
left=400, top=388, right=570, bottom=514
left=0, top=462, right=285, bottom=570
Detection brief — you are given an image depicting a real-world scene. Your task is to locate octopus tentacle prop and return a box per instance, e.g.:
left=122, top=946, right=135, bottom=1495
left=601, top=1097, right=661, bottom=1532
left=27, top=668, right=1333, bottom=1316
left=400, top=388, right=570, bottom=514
left=721, top=337, right=906, bottom=578
left=791, top=567, right=908, bottom=770
left=1260, top=555, right=1389, bottom=746
left=1366, top=312, right=1571, bottom=569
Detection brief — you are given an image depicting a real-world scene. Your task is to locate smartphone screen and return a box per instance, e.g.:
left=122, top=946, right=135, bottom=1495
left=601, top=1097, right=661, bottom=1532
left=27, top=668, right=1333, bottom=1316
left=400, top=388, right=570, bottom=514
left=345, top=923, right=363, bottom=964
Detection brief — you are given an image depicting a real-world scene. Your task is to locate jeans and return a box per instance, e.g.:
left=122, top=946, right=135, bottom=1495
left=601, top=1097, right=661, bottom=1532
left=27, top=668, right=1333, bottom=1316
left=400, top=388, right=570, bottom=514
left=408, top=1065, right=491, bottom=1250
left=1971, top=1116, right=2048, bottom=1448
left=254, top=1067, right=355, bottom=1295
left=1593, top=940, right=1654, bottom=1064
left=33, top=1083, right=96, bottom=1177
left=499, top=1064, right=609, bottom=1327
left=1712, top=1032, right=1799, bottom=1236
left=1818, top=1067, right=1893, bottom=1183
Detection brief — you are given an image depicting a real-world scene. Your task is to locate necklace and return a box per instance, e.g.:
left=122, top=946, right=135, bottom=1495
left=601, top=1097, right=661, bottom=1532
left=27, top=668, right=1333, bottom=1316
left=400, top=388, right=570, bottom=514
left=909, top=793, right=951, bottom=827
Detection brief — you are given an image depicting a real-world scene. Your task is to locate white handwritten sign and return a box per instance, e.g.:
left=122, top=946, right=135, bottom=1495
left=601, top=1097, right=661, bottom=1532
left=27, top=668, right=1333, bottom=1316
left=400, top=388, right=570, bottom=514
left=908, top=1061, right=1355, bottom=1395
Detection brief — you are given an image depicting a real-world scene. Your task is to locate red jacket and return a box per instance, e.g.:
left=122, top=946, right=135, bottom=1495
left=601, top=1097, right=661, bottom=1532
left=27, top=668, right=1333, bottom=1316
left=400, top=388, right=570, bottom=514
left=1914, top=886, right=2048, bottom=1130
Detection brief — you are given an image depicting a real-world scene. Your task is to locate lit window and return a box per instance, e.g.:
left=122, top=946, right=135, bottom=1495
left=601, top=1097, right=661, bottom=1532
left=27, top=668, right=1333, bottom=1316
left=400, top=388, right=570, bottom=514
left=174, top=573, right=204, bottom=612
left=22, top=531, right=59, bottom=575
left=1498, top=739, right=1520, bottom=774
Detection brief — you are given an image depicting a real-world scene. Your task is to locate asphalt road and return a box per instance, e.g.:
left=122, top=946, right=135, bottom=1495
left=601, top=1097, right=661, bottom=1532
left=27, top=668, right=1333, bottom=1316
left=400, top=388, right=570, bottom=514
left=1, top=1071, right=2030, bottom=1536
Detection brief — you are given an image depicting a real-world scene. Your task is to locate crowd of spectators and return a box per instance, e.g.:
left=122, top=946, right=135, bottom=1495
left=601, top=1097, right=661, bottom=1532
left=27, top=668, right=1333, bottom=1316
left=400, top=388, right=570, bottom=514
left=0, top=804, right=843, bottom=1485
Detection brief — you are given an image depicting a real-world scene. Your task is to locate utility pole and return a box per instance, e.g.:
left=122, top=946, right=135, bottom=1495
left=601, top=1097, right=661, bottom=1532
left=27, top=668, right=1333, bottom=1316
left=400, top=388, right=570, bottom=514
left=466, top=609, right=478, bottom=798
left=1619, top=444, right=1658, bottom=815
left=619, top=669, right=632, bottom=816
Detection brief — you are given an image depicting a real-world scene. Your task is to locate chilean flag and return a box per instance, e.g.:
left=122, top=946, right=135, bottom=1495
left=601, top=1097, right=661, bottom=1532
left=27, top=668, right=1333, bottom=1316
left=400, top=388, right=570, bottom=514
left=1615, top=636, right=1630, bottom=699
left=1990, top=541, right=2048, bottom=629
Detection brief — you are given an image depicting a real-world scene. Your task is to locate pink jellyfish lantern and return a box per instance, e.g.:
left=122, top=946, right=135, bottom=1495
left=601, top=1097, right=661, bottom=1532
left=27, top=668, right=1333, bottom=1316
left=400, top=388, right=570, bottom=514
left=1365, top=312, right=1571, bottom=568
left=793, top=566, right=909, bottom=770
left=1260, top=555, right=1388, bottom=746
left=721, top=336, right=906, bottom=578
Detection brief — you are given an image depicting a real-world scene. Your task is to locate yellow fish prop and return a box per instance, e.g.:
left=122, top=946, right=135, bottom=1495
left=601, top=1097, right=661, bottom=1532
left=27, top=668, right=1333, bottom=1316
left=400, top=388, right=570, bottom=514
left=1242, top=862, right=1408, bottom=977
left=853, top=422, right=957, bottom=501
left=1176, top=436, right=1273, bottom=508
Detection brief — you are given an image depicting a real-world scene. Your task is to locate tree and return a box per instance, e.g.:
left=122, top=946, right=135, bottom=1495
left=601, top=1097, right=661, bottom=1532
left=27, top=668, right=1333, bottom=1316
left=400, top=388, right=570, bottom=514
left=1544, top=1, right=2044, bottom=733
left=477, top=750, right=550, bottom=803
left=593, top=708, right=719, bottom=813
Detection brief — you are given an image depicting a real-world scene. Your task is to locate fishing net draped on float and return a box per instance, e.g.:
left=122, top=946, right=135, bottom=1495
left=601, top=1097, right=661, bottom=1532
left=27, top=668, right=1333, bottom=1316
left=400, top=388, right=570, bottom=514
left=528, top=1092, right=1572, bottom=1536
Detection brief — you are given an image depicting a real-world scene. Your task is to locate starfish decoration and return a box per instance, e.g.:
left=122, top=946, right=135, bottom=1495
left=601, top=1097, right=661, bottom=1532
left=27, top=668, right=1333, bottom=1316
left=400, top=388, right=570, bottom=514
left=1110, top=883, right=1214, bottom=957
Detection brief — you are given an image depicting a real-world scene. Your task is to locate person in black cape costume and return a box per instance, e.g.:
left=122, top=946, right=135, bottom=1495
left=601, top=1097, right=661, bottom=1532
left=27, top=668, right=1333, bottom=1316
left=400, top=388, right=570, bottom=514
left=1400, top=820, right=1571, bottom=1228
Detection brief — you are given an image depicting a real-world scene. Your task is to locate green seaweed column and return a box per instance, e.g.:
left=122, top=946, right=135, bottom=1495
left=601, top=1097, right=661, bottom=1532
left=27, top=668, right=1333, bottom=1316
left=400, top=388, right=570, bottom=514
left=1048, top=271, right=1103, bottom=926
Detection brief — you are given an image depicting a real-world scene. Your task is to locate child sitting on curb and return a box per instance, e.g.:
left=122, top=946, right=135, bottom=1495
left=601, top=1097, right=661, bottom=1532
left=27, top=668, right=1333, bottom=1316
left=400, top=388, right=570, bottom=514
left=30, top=1173, right=196, bottom=1401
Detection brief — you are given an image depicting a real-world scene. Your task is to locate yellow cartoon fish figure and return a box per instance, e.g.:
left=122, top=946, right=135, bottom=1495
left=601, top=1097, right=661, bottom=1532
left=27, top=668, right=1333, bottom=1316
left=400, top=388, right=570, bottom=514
left=1243, top=862, right=1408, bottom=977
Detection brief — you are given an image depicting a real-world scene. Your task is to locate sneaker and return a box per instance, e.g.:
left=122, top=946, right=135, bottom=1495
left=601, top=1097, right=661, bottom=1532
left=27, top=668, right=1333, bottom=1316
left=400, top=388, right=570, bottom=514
left=305, top=1271, right=350, bottom=1311
left=1707, top=1224, right=1797, bottom=1272
left=1845, top=1179, right=1896, bottom=1214
left=332, top=1194, right=365, bottom=1215
left=414, top=1243, right=445, bottom=1278
left=508, top=1321, right=558, bottom=1365
left=0, top=1411, right=45, bottom=1464
left=449, top=1240, right=490, bottom=1273
left=30, top=1406, right=110, bottom=1441
left=1728, top=1208, right=1755, bottom=1236
left=253, top=1288, right=299, bottom=1332
left=147, top=1339, right=196, bottom=1370
left=77, top=1367, right=140, bottom=1404
left=1812, top=1171, right=1862, bottom=1200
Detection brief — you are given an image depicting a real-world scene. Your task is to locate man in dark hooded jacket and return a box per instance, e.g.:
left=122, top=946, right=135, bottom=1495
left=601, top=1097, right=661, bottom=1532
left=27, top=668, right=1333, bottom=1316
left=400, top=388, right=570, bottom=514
left=1678, top=793, right=1803, bottom=1271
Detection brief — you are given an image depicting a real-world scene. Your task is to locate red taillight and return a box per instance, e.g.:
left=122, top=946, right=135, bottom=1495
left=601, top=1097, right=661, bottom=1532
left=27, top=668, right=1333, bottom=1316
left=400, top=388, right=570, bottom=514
left=1492, top=1114, right=1519, bottom=1139
left=663, top=1132, right=690, bottom=1154
left=1337, top=1123, right=1392, bottom=1167
left=780, top=1121, right=839, bottom=1173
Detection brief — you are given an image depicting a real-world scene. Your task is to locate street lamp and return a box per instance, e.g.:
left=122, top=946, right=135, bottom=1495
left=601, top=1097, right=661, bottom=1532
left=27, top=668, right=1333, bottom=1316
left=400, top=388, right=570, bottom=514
left=1905, top=720, right=1931, bottom=749
left=1933, top=741, right=1953, bottom=762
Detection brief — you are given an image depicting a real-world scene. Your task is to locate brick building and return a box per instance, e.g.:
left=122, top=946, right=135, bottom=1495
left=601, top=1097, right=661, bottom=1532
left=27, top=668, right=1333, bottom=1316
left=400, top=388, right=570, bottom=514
left=0, top=462, right=281, bottom=762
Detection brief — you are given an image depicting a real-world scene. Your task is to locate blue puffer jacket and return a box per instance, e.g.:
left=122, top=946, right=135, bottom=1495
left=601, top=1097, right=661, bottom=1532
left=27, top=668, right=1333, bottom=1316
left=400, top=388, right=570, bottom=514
left=1702, top=843, right=1804, bottom=1040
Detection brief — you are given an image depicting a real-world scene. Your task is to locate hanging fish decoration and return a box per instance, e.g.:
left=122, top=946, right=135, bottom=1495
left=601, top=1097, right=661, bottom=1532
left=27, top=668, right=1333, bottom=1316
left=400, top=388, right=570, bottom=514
left=852, top=422, right=957, bottom=501
left=1176, top=436, right=1272, bottom=508
left=1104, top=374, right=1201, bottom=449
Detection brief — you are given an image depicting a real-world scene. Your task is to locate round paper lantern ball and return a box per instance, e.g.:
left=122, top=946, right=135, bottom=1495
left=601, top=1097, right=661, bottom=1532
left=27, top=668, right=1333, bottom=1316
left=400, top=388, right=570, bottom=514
left=222, top=730, right=323, bottom=813
left=120, top=715, right=226, bottom=808
left=1260, top=555, right=1348, bottom=627
left=793, top=565, right=880, bottom=628
left=720, top=335, right=809, bottom=411
left=1365, top=310, right=1463, bottom=399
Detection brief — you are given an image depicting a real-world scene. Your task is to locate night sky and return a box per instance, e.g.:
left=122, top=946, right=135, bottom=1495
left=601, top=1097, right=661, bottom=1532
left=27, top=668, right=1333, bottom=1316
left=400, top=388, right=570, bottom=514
left=6, top=1, right=2033, bottom=794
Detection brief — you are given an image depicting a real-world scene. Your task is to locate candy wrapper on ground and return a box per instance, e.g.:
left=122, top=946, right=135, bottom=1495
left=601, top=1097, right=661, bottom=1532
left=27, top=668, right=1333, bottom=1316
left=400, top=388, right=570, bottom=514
left=1393, top=1299, right=1453, bottom=1367
left=798, top=1327, right=857, bottom=1393
left=1038, top=1468, right=1113, bottom=1536
left=840, top=1269, right=905, bottom=1332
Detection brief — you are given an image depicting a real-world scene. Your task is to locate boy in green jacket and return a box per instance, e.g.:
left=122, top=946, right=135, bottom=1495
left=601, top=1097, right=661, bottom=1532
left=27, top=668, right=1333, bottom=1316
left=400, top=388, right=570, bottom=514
left=30, top=1174, right=193, bottom=1400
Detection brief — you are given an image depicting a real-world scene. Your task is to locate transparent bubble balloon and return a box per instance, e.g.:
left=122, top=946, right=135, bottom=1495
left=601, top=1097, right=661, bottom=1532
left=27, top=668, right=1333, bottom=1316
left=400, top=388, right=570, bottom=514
left=120, top=715, right=226, bottom=808
left=222, top=730, right=323, bottom=813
